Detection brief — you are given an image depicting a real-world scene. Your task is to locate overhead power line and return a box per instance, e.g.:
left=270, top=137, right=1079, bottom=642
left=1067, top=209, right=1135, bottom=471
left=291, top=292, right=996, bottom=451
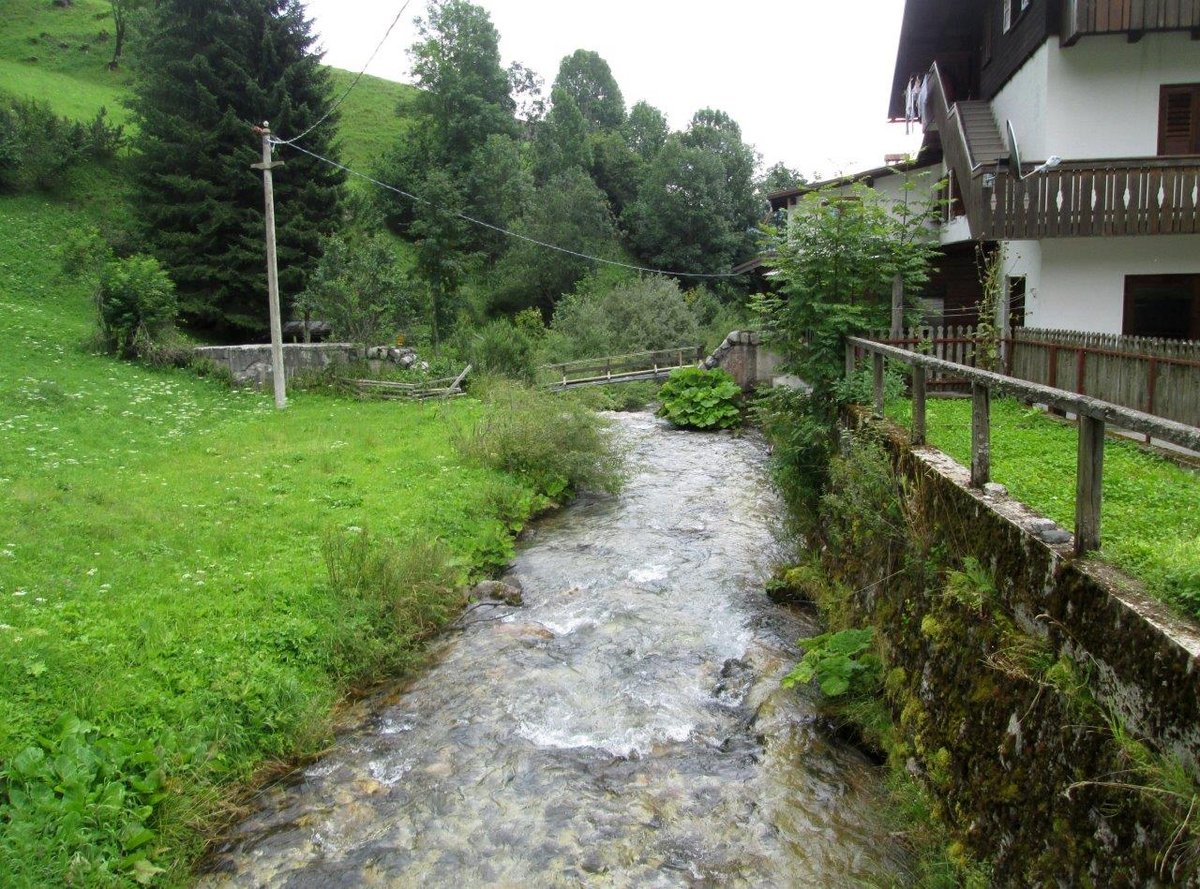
left=271, top=0, right=413, bottom=148
left=280, top=142, right=747, bottom=280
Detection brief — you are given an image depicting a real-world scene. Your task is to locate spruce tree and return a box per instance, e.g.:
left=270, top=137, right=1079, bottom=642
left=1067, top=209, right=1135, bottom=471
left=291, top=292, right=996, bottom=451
left=130, top=0, right=345, bottom=336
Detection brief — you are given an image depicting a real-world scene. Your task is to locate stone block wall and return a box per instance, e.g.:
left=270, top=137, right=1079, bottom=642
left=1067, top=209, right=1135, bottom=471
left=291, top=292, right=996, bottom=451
left=702, top=331, right=786, bottom=391
left=194, top=343, right=363, bottom=387
left=826, top=408, right=1200, bottom=884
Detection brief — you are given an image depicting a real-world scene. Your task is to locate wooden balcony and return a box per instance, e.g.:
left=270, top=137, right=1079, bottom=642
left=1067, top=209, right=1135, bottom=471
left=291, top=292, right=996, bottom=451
left=1062, top=0, right=1200, bottom=44
left=976, top=157, right=1200, bottom=238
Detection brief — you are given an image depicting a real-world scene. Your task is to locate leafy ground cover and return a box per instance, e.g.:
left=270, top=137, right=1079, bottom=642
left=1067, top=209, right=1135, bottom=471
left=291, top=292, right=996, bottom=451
left=0, top=195, right=552, bottom=884
left=887, top=397, right=1200, bottom=620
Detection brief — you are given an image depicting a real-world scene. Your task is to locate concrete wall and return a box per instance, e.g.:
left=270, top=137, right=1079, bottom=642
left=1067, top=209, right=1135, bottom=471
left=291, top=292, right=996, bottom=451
left=991, top=41, right=1051, bottom=161
left=1047, top=32, right=1200, bottom=160
left=194, top=343, right=363, bottom=387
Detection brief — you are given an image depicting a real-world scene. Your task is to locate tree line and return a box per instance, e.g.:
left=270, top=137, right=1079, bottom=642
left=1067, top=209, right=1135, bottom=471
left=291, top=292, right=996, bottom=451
left=122, top=0, right=805, bottom=341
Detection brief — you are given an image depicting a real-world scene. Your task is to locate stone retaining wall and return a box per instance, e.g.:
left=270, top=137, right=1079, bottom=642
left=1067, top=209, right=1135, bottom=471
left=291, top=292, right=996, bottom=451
left=831, top=407, right=1200, bottom=883
left=701, top=331, right=785, bottom=391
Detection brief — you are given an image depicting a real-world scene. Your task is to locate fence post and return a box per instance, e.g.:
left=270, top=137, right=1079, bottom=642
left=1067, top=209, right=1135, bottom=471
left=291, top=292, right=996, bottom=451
left=912, top=365, right=927, bottom=446
left=873, top=352, right=885, bottom=417
left=970, top=383, right=990, bottom=487
left=1075, top=414, right=1104, bottom=555
left=845, top=341, right=856, bottom=380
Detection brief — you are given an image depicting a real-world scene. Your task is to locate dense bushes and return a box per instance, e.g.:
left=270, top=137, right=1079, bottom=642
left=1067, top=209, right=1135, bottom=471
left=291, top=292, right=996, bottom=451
left=0, top=98, right=124, bottom=193
left=297, top=233, right=414, bottom=344
left=545, top=274, right=701, bottom=361
left=96, top=254, right=178, bottom=358
left=453, top=381, right=624, bottom=500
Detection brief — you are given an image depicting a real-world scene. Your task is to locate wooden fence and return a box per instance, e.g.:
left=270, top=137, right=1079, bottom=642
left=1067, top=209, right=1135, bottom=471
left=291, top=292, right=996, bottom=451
left=1008, top=329, right=1200, bottom=427
left=847, top=336, right=1200, bottom=556
left=538, top=346, right=704, bottom=389
left=868, top=326, right=1200, bottom=428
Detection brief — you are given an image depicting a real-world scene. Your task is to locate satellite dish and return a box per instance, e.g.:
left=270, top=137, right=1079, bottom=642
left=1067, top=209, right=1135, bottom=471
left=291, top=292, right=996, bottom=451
left=1006, top=120, right=1023, bottom=179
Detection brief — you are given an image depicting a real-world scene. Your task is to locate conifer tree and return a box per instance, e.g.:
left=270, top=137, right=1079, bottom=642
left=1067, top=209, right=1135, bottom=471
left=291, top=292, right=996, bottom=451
left=130, top=0, right=345, bottom=336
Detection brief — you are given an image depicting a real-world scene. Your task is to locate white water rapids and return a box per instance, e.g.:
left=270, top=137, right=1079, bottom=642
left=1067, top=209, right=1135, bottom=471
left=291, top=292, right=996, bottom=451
left=200, top=411, right=908, bottom=887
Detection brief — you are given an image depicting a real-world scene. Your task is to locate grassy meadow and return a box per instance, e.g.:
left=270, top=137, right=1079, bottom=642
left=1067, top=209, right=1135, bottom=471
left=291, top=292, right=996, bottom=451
left=0, top=6, right=532, bottom=883
left=0, top=187, right=557, bottom=885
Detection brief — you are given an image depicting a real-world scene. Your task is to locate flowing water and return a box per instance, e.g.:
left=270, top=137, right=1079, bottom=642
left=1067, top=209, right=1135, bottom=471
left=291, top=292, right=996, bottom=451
left=200, top=412, right=906, bottom=887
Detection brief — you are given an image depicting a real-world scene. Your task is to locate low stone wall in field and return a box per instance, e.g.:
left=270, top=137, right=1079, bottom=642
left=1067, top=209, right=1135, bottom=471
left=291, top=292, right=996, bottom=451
left=193, top=343, right=363, bottom=386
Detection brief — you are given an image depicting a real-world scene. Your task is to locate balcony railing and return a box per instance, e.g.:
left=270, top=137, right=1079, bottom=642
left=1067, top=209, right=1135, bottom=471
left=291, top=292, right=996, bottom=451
left=978, top=157, right=1200, bottom=239
left=1062, top=0, right=1200, bottom=44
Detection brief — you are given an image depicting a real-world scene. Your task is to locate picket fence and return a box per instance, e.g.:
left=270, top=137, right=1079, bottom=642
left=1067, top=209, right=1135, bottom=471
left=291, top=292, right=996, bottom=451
left=868, top=326, right=1200, bottom=428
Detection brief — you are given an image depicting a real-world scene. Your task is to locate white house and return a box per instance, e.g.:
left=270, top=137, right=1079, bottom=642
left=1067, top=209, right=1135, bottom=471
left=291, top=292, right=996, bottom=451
left=885, top=0, right=1200, bottom=339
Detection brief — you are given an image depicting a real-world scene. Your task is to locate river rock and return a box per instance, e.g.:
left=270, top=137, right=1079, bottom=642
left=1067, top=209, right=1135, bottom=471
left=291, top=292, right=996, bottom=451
left=493, top=622, right=554, bottom=641
left=470, top=580, right=523, bottom=606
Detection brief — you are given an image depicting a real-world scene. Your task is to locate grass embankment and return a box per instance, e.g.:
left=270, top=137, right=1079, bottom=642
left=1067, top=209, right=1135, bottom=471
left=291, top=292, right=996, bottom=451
left=0, top=195, right=556, bottom=885
left=887, top=397, right=1200, bottom=619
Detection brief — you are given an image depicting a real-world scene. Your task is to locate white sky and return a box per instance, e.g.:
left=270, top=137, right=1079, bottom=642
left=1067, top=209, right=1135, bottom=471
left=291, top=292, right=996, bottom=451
left=302, top=0, right=923, bottom=180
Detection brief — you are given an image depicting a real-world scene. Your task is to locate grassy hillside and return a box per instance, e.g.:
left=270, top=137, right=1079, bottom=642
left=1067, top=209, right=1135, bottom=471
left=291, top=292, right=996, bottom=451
left=0, top=8, right=505, bottom=886
left=0, top=0, right=417, bottom=175
left=0, top=0, right=131, bottom=123
left=327, top=68, right=417, bottom=175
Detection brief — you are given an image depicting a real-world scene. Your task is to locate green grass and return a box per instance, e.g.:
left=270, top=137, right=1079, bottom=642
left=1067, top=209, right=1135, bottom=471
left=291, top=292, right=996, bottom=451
left=886, top=397, right=1200, bottom=619
left=0, top=191, right=546, bottom=884
left=0, top=0, right=131, bottom=123
left=1, top=0, right=416, bottom=177
left=328, top=69, right=416, bottom=177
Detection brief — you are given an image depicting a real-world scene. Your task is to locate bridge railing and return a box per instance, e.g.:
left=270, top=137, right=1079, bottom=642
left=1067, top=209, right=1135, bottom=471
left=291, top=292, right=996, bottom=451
left=538, top=345, right=704, bottom=388
left=846, top=336, right=1200, bottom=556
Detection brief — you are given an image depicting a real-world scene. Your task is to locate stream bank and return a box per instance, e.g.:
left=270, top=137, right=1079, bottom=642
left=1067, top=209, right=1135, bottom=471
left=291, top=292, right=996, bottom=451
left=199, top=411, right=908, bottom=886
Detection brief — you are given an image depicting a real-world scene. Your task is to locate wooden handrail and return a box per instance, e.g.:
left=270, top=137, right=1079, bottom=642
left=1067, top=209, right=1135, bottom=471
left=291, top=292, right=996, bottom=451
left=847, top=335, right=1200, bottom=556
left=539, top=345, right=702, bottom=374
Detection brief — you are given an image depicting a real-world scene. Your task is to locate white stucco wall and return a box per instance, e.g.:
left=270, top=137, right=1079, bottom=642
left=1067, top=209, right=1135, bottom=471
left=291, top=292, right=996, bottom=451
left=990, top=43, right=1051, bottom=161
left=1010, top=235, right=1200, bottom=333
left=989, top=33, right=1200, bottom=163
left=1046, top=32, right=1200, bottom=159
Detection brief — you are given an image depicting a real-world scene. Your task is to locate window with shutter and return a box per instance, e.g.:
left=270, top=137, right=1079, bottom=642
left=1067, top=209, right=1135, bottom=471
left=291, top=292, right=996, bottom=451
left=1158, top=85, right=1200, bottom=156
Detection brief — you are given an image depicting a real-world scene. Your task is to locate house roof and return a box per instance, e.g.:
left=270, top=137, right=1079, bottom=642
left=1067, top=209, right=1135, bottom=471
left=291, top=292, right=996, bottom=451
left=887, top=0, right=987, bottom=120
left=766, top=149, right=942, bottom=212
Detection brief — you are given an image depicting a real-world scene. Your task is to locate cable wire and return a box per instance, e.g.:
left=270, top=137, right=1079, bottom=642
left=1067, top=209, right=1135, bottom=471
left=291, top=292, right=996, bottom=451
left=271, top=0, right=413, bottom=148
left=283, top=142, right=747, bottom=279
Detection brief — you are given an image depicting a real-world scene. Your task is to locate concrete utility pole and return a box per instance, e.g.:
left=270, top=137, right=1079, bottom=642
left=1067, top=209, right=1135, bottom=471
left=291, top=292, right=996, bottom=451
left=251, top=122, right=287, bottom=410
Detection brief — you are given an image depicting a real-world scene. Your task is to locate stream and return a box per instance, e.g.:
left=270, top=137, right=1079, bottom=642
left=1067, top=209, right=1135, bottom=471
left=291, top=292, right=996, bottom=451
left=200, top=411, right=907, bottom=887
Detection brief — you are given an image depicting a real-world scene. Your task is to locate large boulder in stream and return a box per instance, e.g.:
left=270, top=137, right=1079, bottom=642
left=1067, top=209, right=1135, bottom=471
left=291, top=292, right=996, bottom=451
left=469, top=579, right=523, bottom=607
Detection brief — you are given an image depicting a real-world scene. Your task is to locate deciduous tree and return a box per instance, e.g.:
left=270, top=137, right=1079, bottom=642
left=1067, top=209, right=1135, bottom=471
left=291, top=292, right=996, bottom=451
left=491, top=170, right=621, bottom=316
left=552, top=49, right=625, bottom=132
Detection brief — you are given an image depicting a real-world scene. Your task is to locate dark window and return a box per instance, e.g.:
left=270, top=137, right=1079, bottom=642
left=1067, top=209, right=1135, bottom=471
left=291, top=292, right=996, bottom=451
left=1158, top=85, right=1200, bottom=156
left=1123, top=275, right=1200, bottom=340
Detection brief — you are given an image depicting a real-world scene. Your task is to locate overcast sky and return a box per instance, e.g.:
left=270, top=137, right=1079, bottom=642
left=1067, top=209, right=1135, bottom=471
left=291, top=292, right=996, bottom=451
left=302, top=0, right=922, bottom=180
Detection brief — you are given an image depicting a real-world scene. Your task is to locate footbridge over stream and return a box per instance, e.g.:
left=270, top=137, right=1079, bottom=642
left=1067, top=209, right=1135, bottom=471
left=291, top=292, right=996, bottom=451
left=539, top=331, right=789, bottom=392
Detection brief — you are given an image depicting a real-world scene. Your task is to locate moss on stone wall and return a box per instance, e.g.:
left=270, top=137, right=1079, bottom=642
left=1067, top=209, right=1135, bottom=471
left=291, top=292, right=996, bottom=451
left=795, top=416, right=1200, bottom=885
